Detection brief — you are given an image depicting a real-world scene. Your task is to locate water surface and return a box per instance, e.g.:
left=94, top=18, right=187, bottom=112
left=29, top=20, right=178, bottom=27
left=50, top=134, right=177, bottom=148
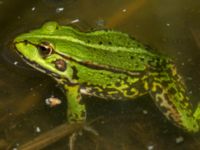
left=0, top=0, right=200, bottom=149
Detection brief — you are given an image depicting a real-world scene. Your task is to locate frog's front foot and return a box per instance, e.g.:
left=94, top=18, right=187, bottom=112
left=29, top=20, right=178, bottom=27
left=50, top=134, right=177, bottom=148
left=69, top=124, right=99, bottom=150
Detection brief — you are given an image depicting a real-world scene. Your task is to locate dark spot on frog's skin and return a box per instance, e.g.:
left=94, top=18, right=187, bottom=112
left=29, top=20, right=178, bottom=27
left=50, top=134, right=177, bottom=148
left=140, top=57, right=145, bottom=61
left=54, top=59, right=67, bottom=72
left=107, top=75, right=113, bottom=79
left=87, top=40, right=90, bottom=43
left=156, top=86, right=163, bottom=94
left=147, top=59, right=155, bottom=66
left=163, top=93, right=170, bottom=102
left=168, top=87, right=177, bottom=95
left=115, top=82, right=121, bottom=87
left=126, top=88, right=136, bottom=96
left=123, top=77, right=129, bottom=83
left=106, top=83, right=112, bottom=86
left=161, top=80, right=169, bottom=87
left=130, top=56, right=134, bottom=59
left=71, top=66, right=79, bottom=79
left=108, top=41, right=112, bottom=45
left=135, top=63, right=139, bottom=68
left=99, top=41, right=103, bottom=45
left=136, top=44, right=141, bottom=48
left=56, top=26, right=59, bottom=30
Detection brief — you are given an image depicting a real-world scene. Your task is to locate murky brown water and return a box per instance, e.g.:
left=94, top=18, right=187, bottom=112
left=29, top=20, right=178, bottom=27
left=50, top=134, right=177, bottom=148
left=1, top=0, right=200, bottom=149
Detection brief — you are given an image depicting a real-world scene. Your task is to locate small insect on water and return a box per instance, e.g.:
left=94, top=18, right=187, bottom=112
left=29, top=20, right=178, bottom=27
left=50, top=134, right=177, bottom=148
left=45, top=96, right=62, bottom=107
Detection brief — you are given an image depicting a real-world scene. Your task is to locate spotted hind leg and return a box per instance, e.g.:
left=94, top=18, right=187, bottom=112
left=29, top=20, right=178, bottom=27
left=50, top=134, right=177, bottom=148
left=149, top=67, right=200, bottom=132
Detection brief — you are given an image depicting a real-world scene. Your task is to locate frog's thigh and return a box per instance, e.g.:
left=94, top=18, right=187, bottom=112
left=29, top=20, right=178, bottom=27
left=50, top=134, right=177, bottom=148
left=64, top=85, right=86, bottom=123
left=149, top=77, right=199, bottom=132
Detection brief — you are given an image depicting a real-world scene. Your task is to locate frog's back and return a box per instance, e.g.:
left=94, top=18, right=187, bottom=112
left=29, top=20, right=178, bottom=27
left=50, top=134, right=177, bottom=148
left=28, top=23, right=169, bottom=72
left=34, top=23, right=167, bottom=72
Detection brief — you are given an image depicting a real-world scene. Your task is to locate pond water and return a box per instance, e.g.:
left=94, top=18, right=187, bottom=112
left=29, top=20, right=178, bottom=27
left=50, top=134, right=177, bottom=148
left=1, top=0, right=200, bottom=149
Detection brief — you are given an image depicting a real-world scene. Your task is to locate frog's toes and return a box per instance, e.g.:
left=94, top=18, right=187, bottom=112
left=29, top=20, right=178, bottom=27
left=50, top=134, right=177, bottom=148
left=83, top=125, right=99, bottom=136
left=69, top=132, right=78, bottom=150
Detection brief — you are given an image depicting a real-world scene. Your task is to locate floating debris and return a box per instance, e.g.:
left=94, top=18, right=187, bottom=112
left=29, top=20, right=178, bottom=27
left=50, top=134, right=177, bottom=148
left=142, top=110, right=148, bottom=115
left=96, top=19, right=105, bottom=27
left=45, top=96, right=62, bottom=107
left=147, top=144, right=154, bottom=150
left=187, top=58, right=192, bottom=62
left=56, top=7, right=64, bottom=13
left=177, top=51, right=182, bottom=55
left=187, top=76, right=193, bottom=81
left=181, top=62, right=185, bottom=66
left=188, top=90, right=193, bottom=95
left=175, top=136, right=184, bottom=144
left=13, top=61, right=18, bottom=65
left=166, top=23, right=171, bottom=27
left=12, top=143, right=19, bottom=150
left=35, top=126, right=41, bottom=133
left=31, top=7, right=36, bottom=11
left=71, top=18, right=80, bottom=24
left=122, top=9, right=127, bottom=12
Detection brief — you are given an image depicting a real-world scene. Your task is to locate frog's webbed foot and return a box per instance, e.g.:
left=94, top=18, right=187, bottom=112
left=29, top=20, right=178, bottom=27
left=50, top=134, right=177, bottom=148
left=69, top=124, right=99, bottom=150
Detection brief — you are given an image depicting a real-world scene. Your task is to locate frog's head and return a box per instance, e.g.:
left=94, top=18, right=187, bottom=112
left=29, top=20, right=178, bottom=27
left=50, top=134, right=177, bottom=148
left=14, top=22, right=72, bottom=81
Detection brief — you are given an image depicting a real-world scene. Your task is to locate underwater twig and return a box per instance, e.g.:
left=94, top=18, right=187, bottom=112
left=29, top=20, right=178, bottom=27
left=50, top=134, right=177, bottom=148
left=19, top=123, right=83, bottom=150
left=18, top=117, right=103, bottom=150
left=190, top=28, right=200, bottom=49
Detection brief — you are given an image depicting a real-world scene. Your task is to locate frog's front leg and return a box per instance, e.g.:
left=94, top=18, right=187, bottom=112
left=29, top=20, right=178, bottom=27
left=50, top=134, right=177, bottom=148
left=149, top=65, right=200, bottom=132
left=64, top=84, right=86, bottom=149
left=64, top=84, right=98, bottom=149
left=64, top=84, right=86, bottom=123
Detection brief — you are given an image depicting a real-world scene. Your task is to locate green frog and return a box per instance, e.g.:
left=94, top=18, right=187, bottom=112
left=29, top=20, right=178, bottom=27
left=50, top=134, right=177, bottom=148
left=14, top=22, right=200, bottom=133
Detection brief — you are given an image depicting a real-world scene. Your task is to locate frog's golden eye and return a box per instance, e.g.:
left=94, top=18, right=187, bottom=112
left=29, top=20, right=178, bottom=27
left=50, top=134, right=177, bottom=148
left=38, top=42, right=53, bottom=57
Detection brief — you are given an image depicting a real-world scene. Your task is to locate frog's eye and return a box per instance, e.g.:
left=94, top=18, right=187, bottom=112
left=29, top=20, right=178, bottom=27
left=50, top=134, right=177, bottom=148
left=38, top=42, right=53, bottom=57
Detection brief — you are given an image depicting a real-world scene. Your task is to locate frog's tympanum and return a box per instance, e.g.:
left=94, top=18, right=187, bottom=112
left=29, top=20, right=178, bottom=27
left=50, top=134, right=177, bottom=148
left=14, top=22, right=200, bottom=132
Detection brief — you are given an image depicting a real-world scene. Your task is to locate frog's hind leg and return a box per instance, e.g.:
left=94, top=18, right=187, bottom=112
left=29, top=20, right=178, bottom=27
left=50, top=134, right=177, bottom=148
left=149, top=66, right=200, bottom=132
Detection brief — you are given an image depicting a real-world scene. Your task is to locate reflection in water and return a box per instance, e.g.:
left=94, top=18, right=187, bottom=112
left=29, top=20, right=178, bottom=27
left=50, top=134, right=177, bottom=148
left=106, top=0, right=146, bottom=28
left=0, top=0, right=200, bottom=149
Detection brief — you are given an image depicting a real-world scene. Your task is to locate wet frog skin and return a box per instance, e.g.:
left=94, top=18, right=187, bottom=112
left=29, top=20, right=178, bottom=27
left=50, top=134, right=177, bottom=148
left=14, top=22, right=200, bottom=132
